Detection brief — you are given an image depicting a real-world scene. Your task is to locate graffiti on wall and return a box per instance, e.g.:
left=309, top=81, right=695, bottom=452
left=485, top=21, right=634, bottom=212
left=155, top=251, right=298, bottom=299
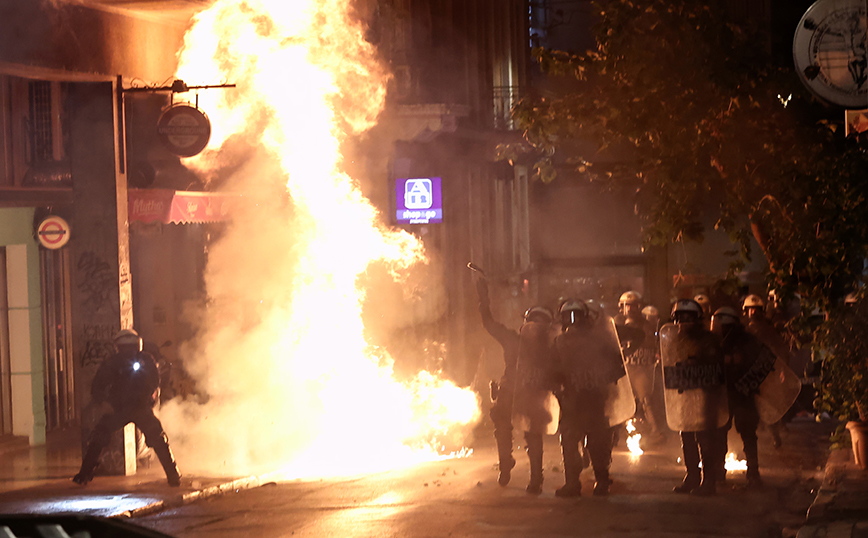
left=77, top=252, right=116, bottom=313
left=79, top=323, right=115, bottom=368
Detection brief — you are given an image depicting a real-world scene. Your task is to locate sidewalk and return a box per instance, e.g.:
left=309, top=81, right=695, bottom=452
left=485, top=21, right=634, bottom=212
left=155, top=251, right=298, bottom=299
left=0, top=429, right=275, bottom=519
left=798, top=445, right=868, bottom=538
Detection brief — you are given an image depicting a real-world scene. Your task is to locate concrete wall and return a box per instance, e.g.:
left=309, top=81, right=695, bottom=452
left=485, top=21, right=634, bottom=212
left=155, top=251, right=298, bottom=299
left=0, top=207, right=45, bottom=444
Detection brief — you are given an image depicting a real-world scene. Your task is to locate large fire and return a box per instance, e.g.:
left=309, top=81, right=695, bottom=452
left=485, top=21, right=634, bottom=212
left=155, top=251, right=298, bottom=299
left=158, top=0, right=480, bottom=478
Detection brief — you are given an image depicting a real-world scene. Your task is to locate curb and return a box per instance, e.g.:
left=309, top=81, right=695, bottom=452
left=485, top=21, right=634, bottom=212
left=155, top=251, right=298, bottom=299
left=113, top=471, right=284, bottom=519
left=805, top=448, right=850, bottom=525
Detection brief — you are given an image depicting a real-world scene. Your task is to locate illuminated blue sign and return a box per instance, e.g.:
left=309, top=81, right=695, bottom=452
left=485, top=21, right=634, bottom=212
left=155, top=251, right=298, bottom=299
left=395, top=177, right=442, bottom=224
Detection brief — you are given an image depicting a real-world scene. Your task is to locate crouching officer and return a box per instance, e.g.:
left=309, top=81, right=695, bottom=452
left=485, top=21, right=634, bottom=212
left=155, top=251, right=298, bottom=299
left=711, top=307, right=770, bottom=488
left=73, top=329, right=181, bottom=487
left=476, top=276, right=557, bottom=493
left=661, top=300, right=728, bottom=496
left=554, top=299, right=635, bottom=497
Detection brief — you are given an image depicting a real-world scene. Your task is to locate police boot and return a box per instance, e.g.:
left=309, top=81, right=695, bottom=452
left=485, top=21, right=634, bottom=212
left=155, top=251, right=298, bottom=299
left=495, top=432, right=516, bottom=487
left=691, top=465, right=717, bottom=497
left=673, top=436, right=701, bottom=494
left=592, top=467, right=610, bottom=496
left=152, top=433, right=181, bottom=487
left=744, top=446, right=762, bottom=489
left=524, top=433, right=544, bottom=495
left=555, top=434, right=583, bottom=498
left=586, top=432, right=612, bottom=497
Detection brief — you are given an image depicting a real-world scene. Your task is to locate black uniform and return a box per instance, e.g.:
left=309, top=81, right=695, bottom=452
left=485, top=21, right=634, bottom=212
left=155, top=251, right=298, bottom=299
left=720, top=324, right=770, bottom=486
left=668, top=324, right=728, bottom=496
left=74, top=350, right=180, bottom=486
left=745, top=316, right=793, bottom=447
left=477, top=280, right=554, bottom=493
left=554, top=321, right=624, bottom=497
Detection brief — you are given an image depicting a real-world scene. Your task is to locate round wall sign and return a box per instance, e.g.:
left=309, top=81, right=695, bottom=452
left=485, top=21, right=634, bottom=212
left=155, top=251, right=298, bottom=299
left=156, top=104, right=212, bottom=157
left=37, top=216, right=70, bottom=249
left=794, top=0, right=868, bottom=108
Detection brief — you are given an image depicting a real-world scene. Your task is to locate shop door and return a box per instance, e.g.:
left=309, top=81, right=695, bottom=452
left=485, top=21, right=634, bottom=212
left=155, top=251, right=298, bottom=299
left=40, top=248, right=75, bottom=431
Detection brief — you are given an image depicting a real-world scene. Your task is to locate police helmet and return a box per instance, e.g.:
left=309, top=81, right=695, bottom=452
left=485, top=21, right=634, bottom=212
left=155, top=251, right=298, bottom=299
left=845, top=292, right=858, bottom=305
left=559, top=299, right=591, bottom=326
left=618, top=290, right=642, bottom=308
left=671, top=299, right=703, bottom=324
left=641, top=305, right=659, bottom=318
left=524, top=306, right=554, bottom=324
left=711, top=306, right=740, bottom=325
left=693, top=294, right=710, bottom=307
left=114, top=329, right=143, bottom=352
left=742, top=294, right=765, bottom=311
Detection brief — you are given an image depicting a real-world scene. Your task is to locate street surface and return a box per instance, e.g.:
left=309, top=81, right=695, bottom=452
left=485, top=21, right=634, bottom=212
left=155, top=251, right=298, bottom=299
left=131, top=417, right=832, bottom=538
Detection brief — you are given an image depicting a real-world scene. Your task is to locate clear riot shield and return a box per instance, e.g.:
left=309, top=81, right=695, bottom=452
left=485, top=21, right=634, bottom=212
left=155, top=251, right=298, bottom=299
left=600, top=318, right=637, bottom=427
left=618, top=321, right=657, bottom=400
left=513, top=321, right=557, bottom=435
left=659, top=323, right=729, bottom=432
left=557, top=317, right=636, bottom=428
left=748, top=356, right=801, bottom=424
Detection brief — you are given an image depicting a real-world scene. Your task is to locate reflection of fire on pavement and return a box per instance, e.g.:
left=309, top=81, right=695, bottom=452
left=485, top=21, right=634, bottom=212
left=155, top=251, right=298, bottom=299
left=724, top=452, right=747, bottom=472
left=626, top=419, right=643, bottom=458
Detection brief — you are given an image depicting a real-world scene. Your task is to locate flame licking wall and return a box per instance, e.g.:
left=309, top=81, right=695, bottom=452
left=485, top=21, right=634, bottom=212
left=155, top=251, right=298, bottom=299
left=157, top=0, right=480, bottom=477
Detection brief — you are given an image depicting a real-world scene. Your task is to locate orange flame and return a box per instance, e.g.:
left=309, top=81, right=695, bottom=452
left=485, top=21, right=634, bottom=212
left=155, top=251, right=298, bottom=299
left=625, top=419, right=643, bottom=458
left=724, top=452, right=748, bottom=472
left=159, top=0, right=480, bottom=478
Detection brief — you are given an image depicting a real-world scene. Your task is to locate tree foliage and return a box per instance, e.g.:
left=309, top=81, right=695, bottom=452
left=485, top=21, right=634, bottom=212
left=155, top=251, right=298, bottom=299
left=501, top=0, right=868, bottom=310
left=815, top=291, right=868, bottom=441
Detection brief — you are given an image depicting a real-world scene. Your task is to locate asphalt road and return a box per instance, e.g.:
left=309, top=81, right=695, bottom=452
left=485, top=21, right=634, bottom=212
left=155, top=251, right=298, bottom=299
left=130, top=417, right=832, bottom=538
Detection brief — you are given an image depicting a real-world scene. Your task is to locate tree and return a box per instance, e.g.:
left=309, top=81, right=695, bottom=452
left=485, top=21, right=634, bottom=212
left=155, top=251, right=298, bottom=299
left=500, top=0, right=868, bottom=310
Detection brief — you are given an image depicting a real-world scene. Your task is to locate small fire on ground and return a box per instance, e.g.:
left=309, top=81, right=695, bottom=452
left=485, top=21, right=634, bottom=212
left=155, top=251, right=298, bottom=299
left=689, top=452, right=748, bottom=472
left=626, top=419, right=643, bottom=457
left=724, top=452, right=748, bottom=472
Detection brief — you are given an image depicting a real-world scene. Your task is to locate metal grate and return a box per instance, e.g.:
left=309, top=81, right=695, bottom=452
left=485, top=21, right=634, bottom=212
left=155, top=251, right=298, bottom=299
left=28, top=81, right=53, bottom=164
left=493, top=86, right=520, bottom=130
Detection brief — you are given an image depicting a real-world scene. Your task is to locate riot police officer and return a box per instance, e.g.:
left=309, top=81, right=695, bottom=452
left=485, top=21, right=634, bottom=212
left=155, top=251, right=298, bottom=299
left=641, top=305, right=660, bottom=333
left=694, top=294, right=713, bottom=326
left=476, top=277, right=556, bottom=494
left=661, top=299, right=728, bottom=496
left=711, top=307, right=770, bottom=488
left=73, top=329, right=181, bottom=487
left=743, top=294, right=793, bottom=448
left=615, top=291, right=663, bottom=446
left=554, top=299, right=634, bottom=497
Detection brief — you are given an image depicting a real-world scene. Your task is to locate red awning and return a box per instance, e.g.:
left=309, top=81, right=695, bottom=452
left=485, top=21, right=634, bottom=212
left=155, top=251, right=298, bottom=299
left=128, top=189, right=234, bottom=224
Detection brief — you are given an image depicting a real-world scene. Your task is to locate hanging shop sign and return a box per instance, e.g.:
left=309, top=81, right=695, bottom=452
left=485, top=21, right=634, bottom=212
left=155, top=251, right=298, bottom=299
left=156, top=104, right=212, bottom=157
left=794, top=0, right=868, bottom=108
left=395, top=177, right=443, bottom=224
left=128, top=189, right=234, bottom=225
left=36, top=215, right=71, bottom=249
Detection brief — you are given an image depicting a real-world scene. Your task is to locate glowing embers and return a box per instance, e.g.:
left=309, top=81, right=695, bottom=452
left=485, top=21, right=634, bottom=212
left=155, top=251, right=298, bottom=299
left=626, top=419, right=643, bottom=458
